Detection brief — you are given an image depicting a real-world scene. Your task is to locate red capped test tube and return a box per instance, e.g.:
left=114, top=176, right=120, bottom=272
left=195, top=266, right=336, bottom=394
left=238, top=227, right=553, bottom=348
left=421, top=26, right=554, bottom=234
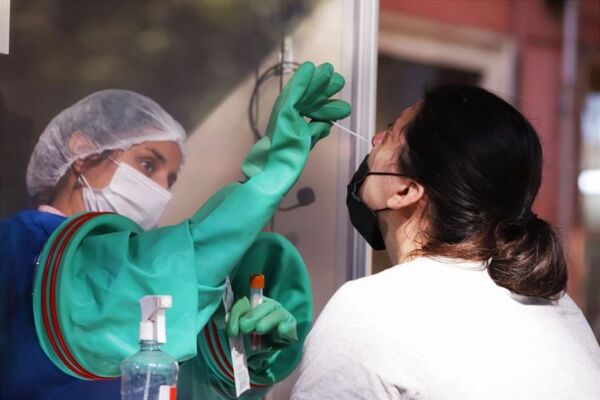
left=250, top=274, right=264, bottom=351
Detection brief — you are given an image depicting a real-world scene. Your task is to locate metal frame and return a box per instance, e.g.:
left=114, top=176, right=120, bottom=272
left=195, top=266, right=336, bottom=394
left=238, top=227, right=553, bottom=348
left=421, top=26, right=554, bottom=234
left=335, top=0, right=379, bottom=287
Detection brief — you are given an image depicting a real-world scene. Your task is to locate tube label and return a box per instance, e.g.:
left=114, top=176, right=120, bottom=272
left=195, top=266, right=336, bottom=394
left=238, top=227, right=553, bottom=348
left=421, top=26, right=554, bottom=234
left=158, top=385, right=177, bottom=400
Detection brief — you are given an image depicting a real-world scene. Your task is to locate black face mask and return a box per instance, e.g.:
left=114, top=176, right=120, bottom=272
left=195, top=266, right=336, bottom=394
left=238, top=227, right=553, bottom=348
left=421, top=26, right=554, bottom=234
left=346, top=155, right=407, bottom=250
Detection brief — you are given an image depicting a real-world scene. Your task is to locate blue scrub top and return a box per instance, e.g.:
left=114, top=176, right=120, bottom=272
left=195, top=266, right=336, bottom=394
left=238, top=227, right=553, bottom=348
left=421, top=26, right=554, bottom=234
left=0, top=210, right=120, bottom=399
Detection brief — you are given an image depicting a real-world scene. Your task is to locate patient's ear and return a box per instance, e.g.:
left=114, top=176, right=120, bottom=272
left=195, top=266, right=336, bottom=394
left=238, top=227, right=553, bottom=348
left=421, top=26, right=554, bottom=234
left=386, top=180, right=425, bottom=211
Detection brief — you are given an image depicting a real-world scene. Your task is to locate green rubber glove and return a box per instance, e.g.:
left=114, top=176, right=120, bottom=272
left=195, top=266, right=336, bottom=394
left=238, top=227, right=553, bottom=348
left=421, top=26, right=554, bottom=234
left=227, top=297, right=298, bottom=345
left=242, top=61, right=352, bottom=179
left=189, top=61, right=351, bottom=289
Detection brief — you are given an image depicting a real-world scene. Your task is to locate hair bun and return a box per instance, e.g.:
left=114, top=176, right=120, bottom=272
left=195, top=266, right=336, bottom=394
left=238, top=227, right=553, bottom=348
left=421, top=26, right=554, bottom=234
left=489, top=217, right=567, bottom=299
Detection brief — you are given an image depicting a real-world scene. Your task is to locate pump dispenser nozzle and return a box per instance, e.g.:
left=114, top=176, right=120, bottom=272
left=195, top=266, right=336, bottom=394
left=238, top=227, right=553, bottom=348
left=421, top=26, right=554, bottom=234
left=122, top=295, right=179, bottom=399
left=139, top=295, right=172, bottom=344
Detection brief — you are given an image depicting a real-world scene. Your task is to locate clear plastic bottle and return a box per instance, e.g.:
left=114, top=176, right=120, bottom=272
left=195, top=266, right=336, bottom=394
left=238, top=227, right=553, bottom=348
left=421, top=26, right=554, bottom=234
left=121, top=296, right=179, bottom=400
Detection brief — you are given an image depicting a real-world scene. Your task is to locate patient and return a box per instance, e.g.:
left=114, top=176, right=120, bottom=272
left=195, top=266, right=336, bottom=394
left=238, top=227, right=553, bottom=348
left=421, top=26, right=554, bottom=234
left=292, top=85, right=600, bottom=400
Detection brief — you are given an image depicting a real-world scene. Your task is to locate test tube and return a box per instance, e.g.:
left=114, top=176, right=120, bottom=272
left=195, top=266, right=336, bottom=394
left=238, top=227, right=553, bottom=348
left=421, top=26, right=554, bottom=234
left=250, top=274, right=265, bottom=351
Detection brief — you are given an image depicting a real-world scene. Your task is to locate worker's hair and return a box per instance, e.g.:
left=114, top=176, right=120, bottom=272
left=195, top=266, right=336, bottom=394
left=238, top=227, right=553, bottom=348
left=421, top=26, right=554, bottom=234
left=400, top=85, right=567, bottom=300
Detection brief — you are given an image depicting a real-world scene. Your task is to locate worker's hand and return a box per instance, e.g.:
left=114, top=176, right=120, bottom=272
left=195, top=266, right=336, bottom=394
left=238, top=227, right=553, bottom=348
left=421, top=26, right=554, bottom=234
left=296, top=63, right=351, bottom=148
left=242, top=61, right=351, bottom=179
left=296, top=62, right=349, bottom=121
left=226, top=296, right=298, bottom=345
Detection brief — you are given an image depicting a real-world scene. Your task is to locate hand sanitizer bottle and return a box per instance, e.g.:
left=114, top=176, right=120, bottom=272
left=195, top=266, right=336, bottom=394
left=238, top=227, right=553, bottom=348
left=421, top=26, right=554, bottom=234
left=121, top=295, right=179, bottom=400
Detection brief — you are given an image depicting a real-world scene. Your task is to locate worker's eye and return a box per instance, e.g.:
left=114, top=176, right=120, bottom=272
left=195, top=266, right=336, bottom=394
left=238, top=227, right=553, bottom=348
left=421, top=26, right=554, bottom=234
left=140, top=159, right=155, bottom=175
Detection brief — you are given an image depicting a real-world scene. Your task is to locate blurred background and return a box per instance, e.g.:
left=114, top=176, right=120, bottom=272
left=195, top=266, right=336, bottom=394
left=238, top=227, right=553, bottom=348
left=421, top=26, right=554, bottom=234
left=0, top=0, right=599, bottom=398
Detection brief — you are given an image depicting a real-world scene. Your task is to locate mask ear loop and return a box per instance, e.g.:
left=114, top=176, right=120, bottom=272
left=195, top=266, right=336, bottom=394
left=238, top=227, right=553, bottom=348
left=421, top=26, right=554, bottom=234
left=77, top=173, right=93, bottom=190
left=73, top=151, right=119, bottom=190
left=71, top=162, right=95, bottom=190
left=106, top=155, right=120, bottom=167
left=71, top=164, right=86, bottom=190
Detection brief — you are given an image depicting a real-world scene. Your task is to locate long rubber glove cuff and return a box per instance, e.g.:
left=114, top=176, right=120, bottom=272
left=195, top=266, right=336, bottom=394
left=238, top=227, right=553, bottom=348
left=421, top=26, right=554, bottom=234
left=189, top=93, right=313, bottom=288
left=188, top=62, right=351, bottom=290
left=179, top=232, right=313, bottom=399
left=33, top=213, right=212, bottom=379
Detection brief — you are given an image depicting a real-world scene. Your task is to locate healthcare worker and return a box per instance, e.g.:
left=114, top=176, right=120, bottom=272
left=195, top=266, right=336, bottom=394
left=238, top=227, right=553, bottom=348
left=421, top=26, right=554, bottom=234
left=292, top=85, right=600, bottom=399
left=0, top=61, right=351, bottom=399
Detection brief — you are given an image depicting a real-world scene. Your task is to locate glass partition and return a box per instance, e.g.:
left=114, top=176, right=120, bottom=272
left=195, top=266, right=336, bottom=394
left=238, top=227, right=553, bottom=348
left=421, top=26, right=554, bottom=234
left=0, top=1, right=378, bottom=397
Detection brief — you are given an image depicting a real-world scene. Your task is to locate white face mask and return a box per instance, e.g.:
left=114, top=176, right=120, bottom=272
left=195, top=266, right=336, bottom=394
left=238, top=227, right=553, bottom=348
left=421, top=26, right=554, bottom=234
left=80, top=159, right=172, bottom=230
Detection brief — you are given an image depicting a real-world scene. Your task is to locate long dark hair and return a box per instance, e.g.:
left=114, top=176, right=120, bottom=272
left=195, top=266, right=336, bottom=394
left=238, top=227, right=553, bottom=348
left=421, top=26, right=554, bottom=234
left=400, top=85, right=567, bottom=299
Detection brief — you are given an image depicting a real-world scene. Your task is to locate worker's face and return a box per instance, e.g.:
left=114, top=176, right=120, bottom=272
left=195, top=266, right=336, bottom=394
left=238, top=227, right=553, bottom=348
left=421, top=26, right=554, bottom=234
left=80, top=140, right=182, bottom=191
left=358, top=104, right=420, bottom=209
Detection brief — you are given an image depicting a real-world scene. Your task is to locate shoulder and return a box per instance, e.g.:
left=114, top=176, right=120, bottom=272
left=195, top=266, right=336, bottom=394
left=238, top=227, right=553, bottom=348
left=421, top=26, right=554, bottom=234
left=0, top=210, right=67, bottom=279
left=293, top=262, right=437, bottom=400
left=313, top=256, right=491, bottom=334
left=333, top=256, right=481, bottom=299
left=1, top=209, right=66, bottom=240
left=302, top=260, right=433, bottom=344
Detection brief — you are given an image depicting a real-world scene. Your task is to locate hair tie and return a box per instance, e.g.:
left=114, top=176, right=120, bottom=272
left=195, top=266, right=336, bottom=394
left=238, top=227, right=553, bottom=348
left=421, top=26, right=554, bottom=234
left=521, top=209, right=537, bottom=223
